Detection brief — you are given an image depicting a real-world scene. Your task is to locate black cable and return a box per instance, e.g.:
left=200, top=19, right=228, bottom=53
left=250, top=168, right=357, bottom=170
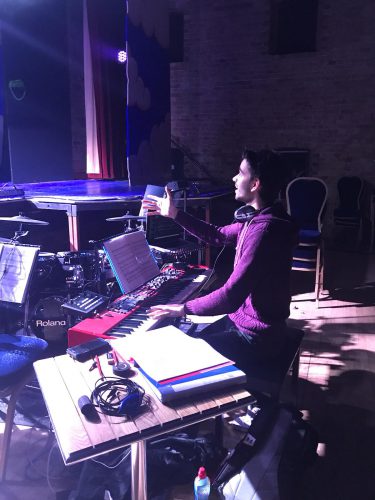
left=90, top=377, right=149, bottom=418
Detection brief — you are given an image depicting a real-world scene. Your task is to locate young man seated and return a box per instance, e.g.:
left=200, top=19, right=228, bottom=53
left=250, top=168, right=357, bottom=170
left=142, top=150, right=298, bottom=382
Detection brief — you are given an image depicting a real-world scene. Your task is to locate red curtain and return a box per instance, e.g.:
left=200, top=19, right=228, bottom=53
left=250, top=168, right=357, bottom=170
left=85, top=0, right=126, bottom=179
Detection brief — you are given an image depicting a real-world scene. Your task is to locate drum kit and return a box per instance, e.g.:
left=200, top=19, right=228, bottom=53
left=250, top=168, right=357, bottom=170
left=0, top=212, right=122, bottom=344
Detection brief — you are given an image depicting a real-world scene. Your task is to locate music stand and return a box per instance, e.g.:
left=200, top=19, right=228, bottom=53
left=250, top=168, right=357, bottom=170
left=0, top=242, right=40, bottom=334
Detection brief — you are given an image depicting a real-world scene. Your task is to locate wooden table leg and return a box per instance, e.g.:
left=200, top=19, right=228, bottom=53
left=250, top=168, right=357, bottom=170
left=131, top=440, right=147, bottom=500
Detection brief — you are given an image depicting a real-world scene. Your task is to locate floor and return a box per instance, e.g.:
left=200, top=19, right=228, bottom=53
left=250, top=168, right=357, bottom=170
left=1, top=248, right=375, bottom=500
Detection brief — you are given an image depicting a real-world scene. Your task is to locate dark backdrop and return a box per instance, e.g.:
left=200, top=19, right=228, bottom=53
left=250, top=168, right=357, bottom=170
left=0, top=0, right=73, bottom=183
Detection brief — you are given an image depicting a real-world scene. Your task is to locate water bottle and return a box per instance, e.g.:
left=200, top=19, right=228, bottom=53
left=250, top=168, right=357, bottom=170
left=194, top=466, right=211, bottom=499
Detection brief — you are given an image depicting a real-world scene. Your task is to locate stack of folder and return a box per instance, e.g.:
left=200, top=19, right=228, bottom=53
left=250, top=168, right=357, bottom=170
left=112, top=325, right=247, bottom=403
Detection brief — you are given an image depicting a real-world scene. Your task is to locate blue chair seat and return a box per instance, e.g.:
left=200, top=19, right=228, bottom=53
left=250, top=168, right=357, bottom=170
left=292, top=260, right=317, bottom=271
left=293, top=246, right=318, bottom=261
left=298, top=229, right=321, bottom=245
left=0, top=335, right=48, bottom=389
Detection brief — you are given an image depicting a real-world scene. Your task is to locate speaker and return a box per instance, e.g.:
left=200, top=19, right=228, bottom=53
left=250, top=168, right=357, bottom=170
left=1, top=0, right=73, bottom=183
left=270, top=0, right=318, bottom=55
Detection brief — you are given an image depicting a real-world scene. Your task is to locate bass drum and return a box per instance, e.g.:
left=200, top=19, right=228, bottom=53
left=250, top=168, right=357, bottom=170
left=29, top=295, right=69, bottom=344
left=31, top=252, right=66, bottom=292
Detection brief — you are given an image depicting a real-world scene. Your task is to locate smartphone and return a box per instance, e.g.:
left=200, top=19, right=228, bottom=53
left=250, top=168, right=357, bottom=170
left=66, top=338, right=111, bottom=362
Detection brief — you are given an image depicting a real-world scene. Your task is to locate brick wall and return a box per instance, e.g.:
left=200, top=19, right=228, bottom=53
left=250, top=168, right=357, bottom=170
left=170, top=0, right=375, bottom=221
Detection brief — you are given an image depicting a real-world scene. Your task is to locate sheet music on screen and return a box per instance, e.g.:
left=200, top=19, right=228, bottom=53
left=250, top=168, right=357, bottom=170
left=103, top=231, right=160, bottom=294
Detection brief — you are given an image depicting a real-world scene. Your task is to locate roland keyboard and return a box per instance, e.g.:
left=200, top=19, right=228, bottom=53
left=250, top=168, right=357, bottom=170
left=67, top=266, right=211, bottom=347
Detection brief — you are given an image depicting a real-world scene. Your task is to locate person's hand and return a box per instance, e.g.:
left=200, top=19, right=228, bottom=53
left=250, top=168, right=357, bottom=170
left=141, top=186, right=178, bottom=219
left=147, top=304, right=185, bottom=320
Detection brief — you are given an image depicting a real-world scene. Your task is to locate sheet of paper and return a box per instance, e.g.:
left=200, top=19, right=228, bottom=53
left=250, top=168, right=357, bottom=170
left=103, top=231, right=159, bottom=293
left=0, top=243, right=39, bottom=304
left=112, top=325, right=233, bottom=382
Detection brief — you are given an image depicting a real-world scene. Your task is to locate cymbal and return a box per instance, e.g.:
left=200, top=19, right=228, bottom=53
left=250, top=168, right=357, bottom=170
left=0, top=215, right=49, bottom=225
left=106, top=215, right=146, bottom=222
left=0, top=237, right=11, bottom=242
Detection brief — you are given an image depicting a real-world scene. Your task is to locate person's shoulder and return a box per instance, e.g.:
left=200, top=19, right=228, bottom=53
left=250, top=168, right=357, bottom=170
left=252, top=203, right=298, bottom=234
left=255, top=203, right=292, bottom=223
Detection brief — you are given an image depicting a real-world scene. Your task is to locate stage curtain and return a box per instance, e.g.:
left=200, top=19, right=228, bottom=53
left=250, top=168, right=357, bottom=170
left=0, top=28, right=4, bottom=179
left=84, top=0, right=126, bottom=179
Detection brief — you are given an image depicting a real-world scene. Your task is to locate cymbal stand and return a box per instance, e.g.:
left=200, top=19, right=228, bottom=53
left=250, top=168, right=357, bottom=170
left=89, top=239, right=106, bottom=294
left=124, top=216, right=133, bottom=234
left=11, top=224, right=29, bottom=242
left=122, top=212, right=145, bottom=233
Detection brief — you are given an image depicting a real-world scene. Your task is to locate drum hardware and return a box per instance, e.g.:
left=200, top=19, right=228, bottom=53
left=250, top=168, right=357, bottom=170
left=0, top=213, right=49, bottom=225
left=58, top=251, right=98, bottom=284
left=106, top=214, right=146, bottom=222
left=62, top=264, right=85, bottom=288
left=106, top=211, right=146, bottom=233
left=56, top=247, right=112, bottom=294
left=0, top=212, right=49, bottom=242
left=87, top=240, right=113, bottom=294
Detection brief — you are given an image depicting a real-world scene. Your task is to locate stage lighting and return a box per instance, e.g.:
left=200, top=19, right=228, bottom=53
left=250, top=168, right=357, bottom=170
left=117, top=50, right=127, bottom=63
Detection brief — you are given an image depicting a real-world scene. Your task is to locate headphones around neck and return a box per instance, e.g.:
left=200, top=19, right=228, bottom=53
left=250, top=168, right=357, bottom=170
left=234, top=205, right=259, bottom=223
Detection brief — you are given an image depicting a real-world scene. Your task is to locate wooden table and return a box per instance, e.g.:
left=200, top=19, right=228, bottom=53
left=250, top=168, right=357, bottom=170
left=34, top=352, right=251, bottom=500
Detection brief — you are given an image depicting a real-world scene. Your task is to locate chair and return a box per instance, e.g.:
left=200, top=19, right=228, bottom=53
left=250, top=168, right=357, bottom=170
left=286, top=177, right=328, bottom=306
left=333, top=176, right=363, bottom=248
left=0, top=334, right=47, bottom=481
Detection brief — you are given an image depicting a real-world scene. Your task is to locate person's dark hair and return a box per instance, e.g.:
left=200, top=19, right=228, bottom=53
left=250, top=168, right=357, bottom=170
left=242, top=149, right=286, bottom=203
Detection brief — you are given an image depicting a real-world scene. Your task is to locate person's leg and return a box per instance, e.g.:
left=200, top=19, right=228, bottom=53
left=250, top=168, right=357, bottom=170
left=198, top=318, right=288, bottom=387
left=197, top=317, right=264, bottom=378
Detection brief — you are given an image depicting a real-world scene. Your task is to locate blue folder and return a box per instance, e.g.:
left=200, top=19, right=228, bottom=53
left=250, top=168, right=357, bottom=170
left=137, top=363, right=247, bottom=403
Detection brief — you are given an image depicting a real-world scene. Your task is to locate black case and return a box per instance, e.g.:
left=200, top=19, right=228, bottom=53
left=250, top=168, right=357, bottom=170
left=66, top=338, right=111, bottom=362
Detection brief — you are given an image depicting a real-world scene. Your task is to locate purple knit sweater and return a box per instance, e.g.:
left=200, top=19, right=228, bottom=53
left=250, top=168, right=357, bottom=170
left=176, top=204, right=298, bottom=335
